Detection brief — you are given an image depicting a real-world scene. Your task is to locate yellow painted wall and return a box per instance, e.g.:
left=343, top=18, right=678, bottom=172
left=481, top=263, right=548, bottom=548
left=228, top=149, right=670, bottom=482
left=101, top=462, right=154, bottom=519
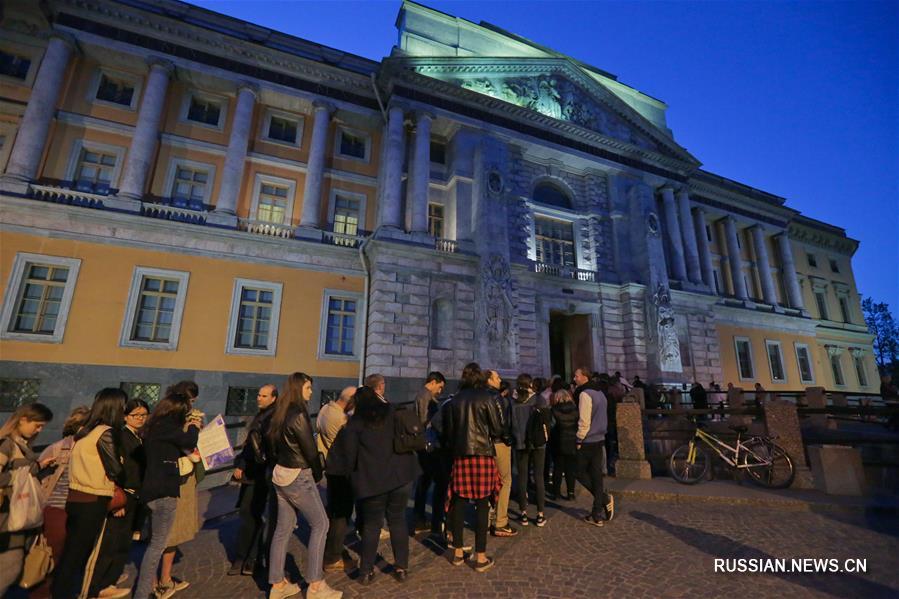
left=0, top=231, right=362, bottom=377
left=58, top=56, right=142, bottom=128
left=39, top=123, right=133, bottom=183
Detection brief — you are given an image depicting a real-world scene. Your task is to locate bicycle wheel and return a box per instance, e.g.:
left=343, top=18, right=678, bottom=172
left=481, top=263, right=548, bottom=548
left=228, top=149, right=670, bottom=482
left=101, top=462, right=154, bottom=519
left=741, top=439, right=795, bottom=489
left=669, top=442, right=710, bottom=484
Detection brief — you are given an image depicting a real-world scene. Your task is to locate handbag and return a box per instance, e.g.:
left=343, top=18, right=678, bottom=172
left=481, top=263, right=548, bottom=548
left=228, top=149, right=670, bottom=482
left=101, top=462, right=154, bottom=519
left=108, top=485, right=127, bottom=513
left=3, top=466, right=44, bottom=532
left=18, top=534, right=54, bottom=589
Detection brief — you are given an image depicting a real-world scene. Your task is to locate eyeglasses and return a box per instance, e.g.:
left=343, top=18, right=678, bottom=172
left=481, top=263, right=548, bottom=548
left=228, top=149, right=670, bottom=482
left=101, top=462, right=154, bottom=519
left=126, top=413, right=149, bottom=419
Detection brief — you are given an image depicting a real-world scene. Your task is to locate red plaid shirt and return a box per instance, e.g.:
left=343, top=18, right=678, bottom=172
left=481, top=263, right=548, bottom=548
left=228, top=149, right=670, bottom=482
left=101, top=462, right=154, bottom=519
left=445, top=455, right=501, bottom=512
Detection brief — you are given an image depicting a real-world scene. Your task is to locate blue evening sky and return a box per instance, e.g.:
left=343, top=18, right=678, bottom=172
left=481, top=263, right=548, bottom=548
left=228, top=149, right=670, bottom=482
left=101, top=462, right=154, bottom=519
left=192, top=0, right=899, bottom=310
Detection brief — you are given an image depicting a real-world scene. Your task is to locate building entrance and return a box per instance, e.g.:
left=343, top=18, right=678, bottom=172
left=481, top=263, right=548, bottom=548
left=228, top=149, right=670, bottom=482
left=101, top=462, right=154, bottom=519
left=548, top=312, right=594, bottom=382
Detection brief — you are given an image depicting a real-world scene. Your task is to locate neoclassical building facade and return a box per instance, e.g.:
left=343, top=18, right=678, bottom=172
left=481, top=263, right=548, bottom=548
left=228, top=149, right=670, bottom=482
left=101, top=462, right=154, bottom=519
left=0, top=0, right=876, bottom=430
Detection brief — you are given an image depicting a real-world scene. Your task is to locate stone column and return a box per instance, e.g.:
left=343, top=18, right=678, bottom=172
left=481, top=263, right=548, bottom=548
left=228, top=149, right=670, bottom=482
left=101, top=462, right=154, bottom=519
left=776, top=233, right=806, bottom=310
left=751, top=225, right=778, bottom=305
left=610, top=211, right=625, bottom=279
left=117, top=58, right=174, bottom=201
left=722, top=216, right=748, bottom=300
left=408, top=111, right=433, bottom=234
left=677, top=188, right=702, bottom=284
left=377, top=104, right=406, bottom=229
left=614, top=402, right=652, bottom=479
left=660, top=186, right=687, bottom=281
left=2, top=33, right=74, bottom=190
left=692, top=207, right=715, bottom=290
left=213, top=83, right=257, bottom=218
left=298, top=101, right=333, bottom=229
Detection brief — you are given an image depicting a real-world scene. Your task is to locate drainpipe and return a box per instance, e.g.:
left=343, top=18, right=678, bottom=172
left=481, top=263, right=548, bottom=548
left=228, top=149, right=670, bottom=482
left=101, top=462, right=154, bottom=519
left=358, top=225, right=385, bottom=385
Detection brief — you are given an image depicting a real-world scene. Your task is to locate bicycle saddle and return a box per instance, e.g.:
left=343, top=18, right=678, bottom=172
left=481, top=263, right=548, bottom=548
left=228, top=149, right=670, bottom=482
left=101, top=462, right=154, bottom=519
left=729, top=424, right=748, bottom=433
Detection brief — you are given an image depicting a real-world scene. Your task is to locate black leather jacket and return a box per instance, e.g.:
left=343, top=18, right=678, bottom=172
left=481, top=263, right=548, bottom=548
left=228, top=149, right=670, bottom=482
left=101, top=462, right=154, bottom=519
left=235, top=404, right=274, bottom=481
left=441, top=387, right=503, bottom=457
left=273, top=405, right=322, bottom=480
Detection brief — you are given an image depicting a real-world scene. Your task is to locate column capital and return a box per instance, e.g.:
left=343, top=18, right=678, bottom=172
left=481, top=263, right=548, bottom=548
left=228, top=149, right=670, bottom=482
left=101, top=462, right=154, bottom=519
left=311, top=100, right=335, bottom=114
left=386, top=101, right=408, bottom=116
left=719, top=214, right=738, bottom=225
left=658, top=184, right=677, bottom=197
left=413, top=110, right=436, bottom=123
left=146, top=56, right=175, bottom=76
left=43, top=30, right=78, bottom=52
left=236, top=81, right=259, bottom=98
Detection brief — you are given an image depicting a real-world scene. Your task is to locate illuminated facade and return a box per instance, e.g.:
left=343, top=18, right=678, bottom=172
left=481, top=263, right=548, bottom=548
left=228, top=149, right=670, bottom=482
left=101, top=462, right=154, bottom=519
left=0, top=0, right=875, bottom=433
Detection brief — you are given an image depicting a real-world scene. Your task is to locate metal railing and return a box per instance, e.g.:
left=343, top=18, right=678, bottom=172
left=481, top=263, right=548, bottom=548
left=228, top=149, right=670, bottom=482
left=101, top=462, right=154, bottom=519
left=533, top=262, right=596, bottom=282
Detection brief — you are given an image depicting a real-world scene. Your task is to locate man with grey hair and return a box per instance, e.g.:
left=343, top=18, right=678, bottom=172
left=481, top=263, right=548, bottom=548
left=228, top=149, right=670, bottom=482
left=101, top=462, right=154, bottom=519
left=364, top=373, right=387, bottom=402
left=319, top=385, right=356, bottom=571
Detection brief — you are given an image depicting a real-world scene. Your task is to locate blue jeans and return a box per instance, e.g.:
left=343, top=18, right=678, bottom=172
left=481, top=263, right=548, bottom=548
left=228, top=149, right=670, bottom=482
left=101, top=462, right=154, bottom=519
left=268, top=469, right=328, bottom=585
left=134, top=496, right=178, bottom=599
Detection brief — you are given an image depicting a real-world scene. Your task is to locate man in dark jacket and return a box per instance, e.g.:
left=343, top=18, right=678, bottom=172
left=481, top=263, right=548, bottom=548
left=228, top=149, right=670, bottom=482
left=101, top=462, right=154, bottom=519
left=413, top=371, right=446, bottom=534
left=228, top=384, right=277, bottom=575
left=486, top=369, right=517, bottom=538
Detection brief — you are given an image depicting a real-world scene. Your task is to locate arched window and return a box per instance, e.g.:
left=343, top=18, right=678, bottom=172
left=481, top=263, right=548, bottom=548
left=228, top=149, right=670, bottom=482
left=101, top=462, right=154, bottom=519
left=533, top=181, right=572, bottom=209
left=431, top=299, right=453, bottom=350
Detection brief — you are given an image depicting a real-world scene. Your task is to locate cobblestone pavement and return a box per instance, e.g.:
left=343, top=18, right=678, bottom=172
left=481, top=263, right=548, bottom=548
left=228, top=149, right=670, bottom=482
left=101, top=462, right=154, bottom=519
left=120, top=492, right=899, bottom=599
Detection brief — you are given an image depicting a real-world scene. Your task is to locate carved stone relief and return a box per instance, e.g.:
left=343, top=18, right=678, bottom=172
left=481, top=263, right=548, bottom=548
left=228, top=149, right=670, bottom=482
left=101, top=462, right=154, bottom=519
left=650, top=283, right=683, bottom=373
left=478, top=252, right=518, bottom=369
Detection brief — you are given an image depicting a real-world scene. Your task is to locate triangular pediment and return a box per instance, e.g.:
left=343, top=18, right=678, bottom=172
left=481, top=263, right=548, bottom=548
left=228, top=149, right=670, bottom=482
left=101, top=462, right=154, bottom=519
left=401, top=58, right=696, bottom=164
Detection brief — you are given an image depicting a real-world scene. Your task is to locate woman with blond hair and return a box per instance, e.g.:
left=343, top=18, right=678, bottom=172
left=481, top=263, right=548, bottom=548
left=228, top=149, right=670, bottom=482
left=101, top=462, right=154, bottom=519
left=0, top=402, right=54, bottom=596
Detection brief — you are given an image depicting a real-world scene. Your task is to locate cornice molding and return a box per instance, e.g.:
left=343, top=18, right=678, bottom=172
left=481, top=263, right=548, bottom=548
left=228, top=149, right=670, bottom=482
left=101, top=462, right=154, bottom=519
left=788, top=222, right=857, bottom=256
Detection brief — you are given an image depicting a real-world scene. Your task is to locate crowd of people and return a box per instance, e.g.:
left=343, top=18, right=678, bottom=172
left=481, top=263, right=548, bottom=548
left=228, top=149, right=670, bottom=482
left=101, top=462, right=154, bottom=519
left=0, top=364, right=623, bottom=599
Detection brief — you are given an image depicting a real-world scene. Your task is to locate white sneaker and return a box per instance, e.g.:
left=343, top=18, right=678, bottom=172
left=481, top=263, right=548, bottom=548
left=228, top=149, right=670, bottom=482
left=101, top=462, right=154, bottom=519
left=307, top=581, right=343, bottom=599
left=379, top=527, right=390, bottom=541
left=269, top=581, right=301, bottom=599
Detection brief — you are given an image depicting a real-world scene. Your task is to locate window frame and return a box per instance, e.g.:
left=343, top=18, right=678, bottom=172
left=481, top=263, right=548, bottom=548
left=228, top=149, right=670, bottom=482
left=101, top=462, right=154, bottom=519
left=88, top=68, right=142, bottom=111
left=179, top=90, right=228, bottom=131
left=258, top=107, right=304, bottom=148
left=838, top=295, right=852, bottom=324
left=806, top=253, right=818, bottom=268
left=0, top=253, right=82, bottom=344
left=764, top=339, right=787, bottom=384
left=327, top=189, right=367, bottom=236
left=119, top=267, right=190, bottom=351
left=162, top=158, right=216, bottom=207
left=317, top=289, right=364, bottom=361
left=428, top=202, right=445, bottom=239
left=794, top=343, right=815, bottom=385
left=64, top=139, right=126, bottom=193
left=829, top=258, right=840, bottom=274
left=814, top=290, right=829, bottom=321
left=0, top=378, right=41, bottom=412
left=225, top=278, right=283, bottom=357
left=0, top=42, right=41, bottom=87
left=734, top=336, right=755, bottom=381
left=250, top=173, right=296, bottom=225
left=853, top=354, right=868, bottom=387
left=0, top=122, right=16, bottom=172
left=333, top=126, right=371, bottom=163
left=829, top=352, right=846, bottom=387
left=528, top=202, right=585, bottom=270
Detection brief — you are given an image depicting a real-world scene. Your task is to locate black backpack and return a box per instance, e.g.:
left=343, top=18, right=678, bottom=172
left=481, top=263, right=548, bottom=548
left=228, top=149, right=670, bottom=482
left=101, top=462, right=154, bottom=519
left=527, top=406, right=552, bottom=449
left=393, top=407, right=427, bottom=454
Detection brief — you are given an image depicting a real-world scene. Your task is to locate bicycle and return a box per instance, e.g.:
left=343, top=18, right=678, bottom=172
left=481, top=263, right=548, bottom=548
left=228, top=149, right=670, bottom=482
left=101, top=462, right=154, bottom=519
left=669, top=421, right=795, bottom=489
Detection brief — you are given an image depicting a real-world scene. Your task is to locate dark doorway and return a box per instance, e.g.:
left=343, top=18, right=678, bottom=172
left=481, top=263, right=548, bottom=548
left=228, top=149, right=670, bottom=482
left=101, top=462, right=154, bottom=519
left=548, top=312, right=594, bottom=381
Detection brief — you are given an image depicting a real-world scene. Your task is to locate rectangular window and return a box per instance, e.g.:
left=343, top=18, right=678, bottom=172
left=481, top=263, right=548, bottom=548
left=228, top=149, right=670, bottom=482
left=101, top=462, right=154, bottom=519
left=333, top=194, right=361, bottom=236
left=428, top=203, right=444, bottom=238
left=735, top=337, right=754, bottom=380
left=0, top=50, right=30, bottom=80
left=839, top=296, right=851, bottom=323
left=120, top=382, right=161, bottom=407
left=267, top=116, right=298, bottom=145
left=120, top=267, right=189, bottom=350
left=712, top=270, right=721, bottom=294
left=95, top=73, right=135, bottom=106
left=807, top=253, right=817, bottom=268
left=226, top=279, right=283, bottom=356
left=853, top=355, right=868, bottom=387
left=0, top=378, right=39, bottom=412
left=830, top=354, right=845, bottom=386
left=829, top=259, right=840, bottom=273
left=226, top=387, right=258, bottom=417
left=187, top=96, right=222, bottom=126
left=535, top=215, right=575, bottom=267
left=430, top=140, right=446, bottom=165
left=765, top=340, right=786, bottom=383
left=74, top=148, right=117, bottom=194
left=1, top=254, right=81, bottom=343
left=815, top=291, right=829, bottom=320
left=706, top=224, right=713, bottom=243
left=795, top=344, right=815, bottom=384
left=318, top=290, right=362, bottom=360
left=338, top=130, right=368, bottom=160
left=256, top=182, right=289, bottom=224
left=171, top=165, right=209, bottom=205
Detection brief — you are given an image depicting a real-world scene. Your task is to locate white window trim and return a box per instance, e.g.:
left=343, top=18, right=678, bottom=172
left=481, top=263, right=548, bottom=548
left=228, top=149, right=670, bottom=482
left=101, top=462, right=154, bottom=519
left=333, top=126, right=371, bottom=163
left=225, top=278, right=283, bottom=357
left=87, top=67, right=142, bottom=111
left=794, top=342, right=815, bottom=385
left=527, top=202, right=585, bottom=269
left=830, top=353, right=846, bottom=388
left=852, top=353, right=869, bottom=387
left=327, top=188, right=368, bottom=233
left=258, top=107, right=304, bottom=148
left=317, top=288, right=364, bottom=361
left=64, top=139, right=126, bottom=190
left=250, top=173, right=297, bottom=225
left=162, top=158, right=217, bottom=204
left=119, top=267, right=190, bottom=351
left=764, top=339, right=787, bottom=384
left=0, top=122, right=17, bottom=172
left=179, top=90, right=228, bottom=131
left=0, top=41, right=42, bottom=87
left=0, top=253, right=82, bottom=344
left=734, top=336, right=755, bottom=381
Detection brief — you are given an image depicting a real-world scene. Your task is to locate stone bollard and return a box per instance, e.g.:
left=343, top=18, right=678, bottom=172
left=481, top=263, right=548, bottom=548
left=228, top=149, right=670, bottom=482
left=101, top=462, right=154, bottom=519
left=808, top=445, right=867, bottom=495
left=804, top=387, right=834, bottom=429
left=625, top=387, right=645, bottom=410
left=762, top=398, right=814, bottom=489
left=615, top=402, right=652, bottom=479
left=727, top=387, right=752, bottom=427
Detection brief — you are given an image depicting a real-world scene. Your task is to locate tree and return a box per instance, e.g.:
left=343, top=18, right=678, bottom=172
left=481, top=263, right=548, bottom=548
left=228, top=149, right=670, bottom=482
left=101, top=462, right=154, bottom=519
left=862, top=297, right=899, bottom=373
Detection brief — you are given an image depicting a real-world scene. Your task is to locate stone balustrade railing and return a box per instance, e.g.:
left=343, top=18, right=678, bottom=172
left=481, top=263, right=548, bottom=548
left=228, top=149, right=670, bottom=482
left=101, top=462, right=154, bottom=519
left=435, top=238, right=458, bottom=253
left=238, top=218, right=293, bottom=239
left=534, top=261, right=596, bottom=282
left=30, top=183, right=107, bottom=209
left=322, top=229, right=365, bottom=248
